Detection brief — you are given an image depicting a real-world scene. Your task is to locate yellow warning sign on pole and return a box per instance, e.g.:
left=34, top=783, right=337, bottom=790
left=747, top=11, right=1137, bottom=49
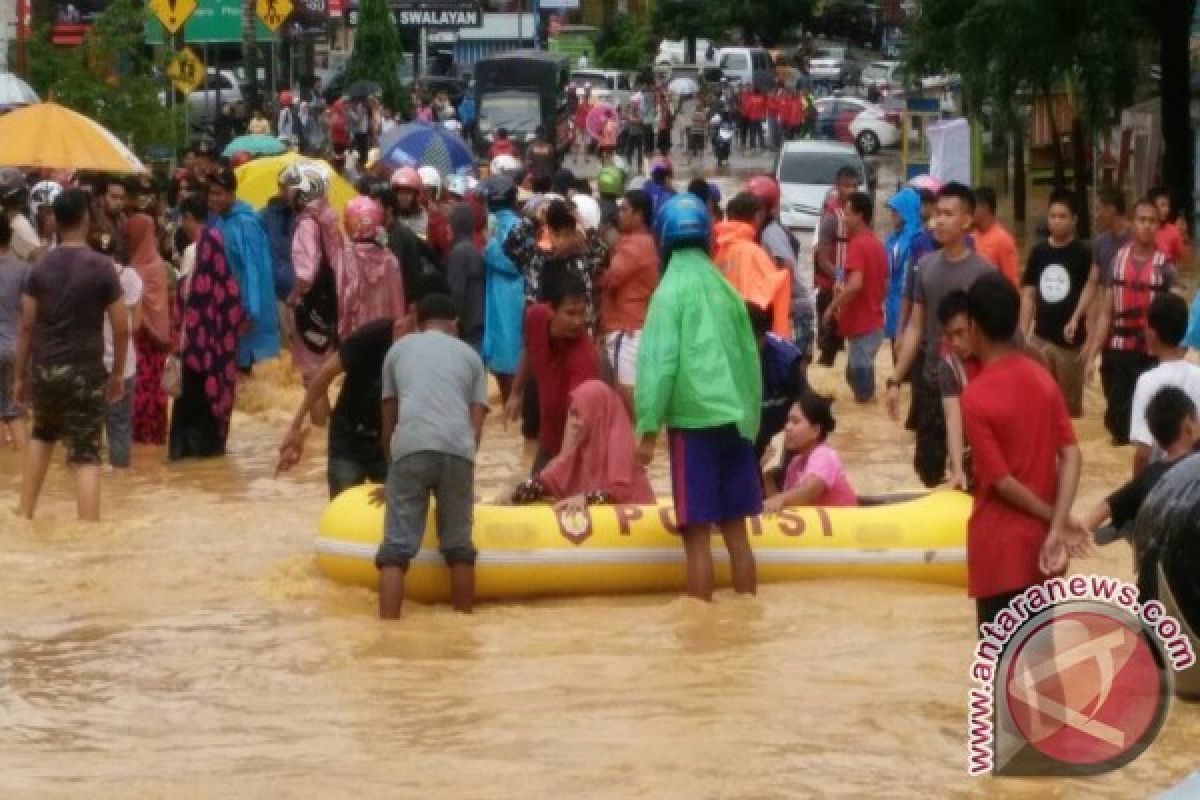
left=148, top=0, right=197, bottom=34
left=166, top=47, right=205, bottom=96
left=257, top=0, right=293, bottom=31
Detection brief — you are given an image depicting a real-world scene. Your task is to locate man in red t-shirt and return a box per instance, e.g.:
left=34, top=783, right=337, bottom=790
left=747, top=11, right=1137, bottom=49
left=1149, top=186, right=1185, bottom=263
left=823, top=192, right=886, bottom=402
left=960, top=272, right=1091, bottom=632
left=505, top=274, right=599, bottom=473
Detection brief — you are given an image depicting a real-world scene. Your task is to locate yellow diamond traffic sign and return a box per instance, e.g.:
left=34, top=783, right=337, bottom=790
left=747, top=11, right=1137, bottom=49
left=148, top=0, right=197, bottom=34
left=257, top=0, right=293, bottom=31
left=166, top=48, right=205, bottom=96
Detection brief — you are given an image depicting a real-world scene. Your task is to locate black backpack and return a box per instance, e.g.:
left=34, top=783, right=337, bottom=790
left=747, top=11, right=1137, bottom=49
left=293, top=221, right=339, bottom=354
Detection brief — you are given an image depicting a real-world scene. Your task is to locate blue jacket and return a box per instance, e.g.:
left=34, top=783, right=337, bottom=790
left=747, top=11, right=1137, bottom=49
left=884, top=188, right=922, bottom=339
left=215, top=201, right=281, bottom=367
left=458, top=94, right=476, bottom=126
left=259, top=198, right=297, bottom=302
left=482, top=208, right=524, bottom=375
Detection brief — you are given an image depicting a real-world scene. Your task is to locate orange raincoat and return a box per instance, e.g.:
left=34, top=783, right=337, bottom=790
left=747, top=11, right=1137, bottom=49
left=712, top=220, right=791, bottom=337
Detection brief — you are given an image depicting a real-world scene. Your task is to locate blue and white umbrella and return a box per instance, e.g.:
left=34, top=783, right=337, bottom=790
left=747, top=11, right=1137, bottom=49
left=380, top=122, right=476, bottom=177
left=0, top=73, right=39, bottom=111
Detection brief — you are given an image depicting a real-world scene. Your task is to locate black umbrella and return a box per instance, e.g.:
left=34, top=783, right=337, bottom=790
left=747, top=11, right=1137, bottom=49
left=346, top=80, right=382, bottom=99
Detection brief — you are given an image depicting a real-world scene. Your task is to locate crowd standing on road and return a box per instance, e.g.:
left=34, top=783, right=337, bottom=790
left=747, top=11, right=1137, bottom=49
left=2, top=73, right=1199, bottom=626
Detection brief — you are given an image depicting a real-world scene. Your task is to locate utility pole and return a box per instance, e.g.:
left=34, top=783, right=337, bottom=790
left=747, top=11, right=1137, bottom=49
left=243, top=0, right=260, bottom=108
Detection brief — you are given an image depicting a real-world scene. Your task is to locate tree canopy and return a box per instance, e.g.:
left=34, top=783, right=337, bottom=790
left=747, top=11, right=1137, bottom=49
left=908, top=0, right=1196, bottom=225
left=342, top=0, right=412, bottom=117
left=26, top=0, right=182, bottom=152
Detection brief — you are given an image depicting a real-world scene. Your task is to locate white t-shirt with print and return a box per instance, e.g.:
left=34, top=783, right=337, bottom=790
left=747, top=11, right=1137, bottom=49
left=103, top=263, right=142, bottom=381
left=1129, top=358, right=1200, bottom=455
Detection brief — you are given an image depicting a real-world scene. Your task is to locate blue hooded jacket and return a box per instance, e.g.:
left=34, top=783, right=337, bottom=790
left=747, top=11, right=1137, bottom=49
left=214, top=201, right=281, bottom=368
left=482, top=207, right=525, bottom=375
left=259, top=197, right=297, bottom=302
left=884, top=188, right=922, bottom=339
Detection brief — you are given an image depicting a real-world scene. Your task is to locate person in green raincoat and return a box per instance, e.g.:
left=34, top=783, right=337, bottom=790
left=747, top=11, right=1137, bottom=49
left=634, top=193, right=763, bottom=602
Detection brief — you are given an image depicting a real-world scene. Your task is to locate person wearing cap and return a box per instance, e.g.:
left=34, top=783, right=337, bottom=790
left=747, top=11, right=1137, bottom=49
left=208, top=165, right=281, bottom=372
left=0, top=170, right=42, bottom=262
left=634, top=193, right=762, bottom=601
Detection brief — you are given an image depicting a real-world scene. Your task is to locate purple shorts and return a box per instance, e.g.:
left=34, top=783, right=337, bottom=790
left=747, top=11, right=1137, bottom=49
left=668, top=424, right=764, bottom=527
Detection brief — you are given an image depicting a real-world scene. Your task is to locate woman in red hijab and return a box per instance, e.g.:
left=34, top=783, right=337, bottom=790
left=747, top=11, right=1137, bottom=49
left=125, top=212, right=171, bottom=445
left=512, top=380, right=655, bottom=510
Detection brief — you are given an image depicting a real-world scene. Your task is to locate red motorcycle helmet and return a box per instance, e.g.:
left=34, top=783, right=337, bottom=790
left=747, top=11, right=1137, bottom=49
left=229, top=150, right=253, bottom=168
left=747, top=174, right=781, bottom=213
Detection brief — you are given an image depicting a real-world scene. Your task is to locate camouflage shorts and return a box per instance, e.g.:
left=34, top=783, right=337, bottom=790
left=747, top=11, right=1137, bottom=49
left=31, top=364, right=107, bottom=465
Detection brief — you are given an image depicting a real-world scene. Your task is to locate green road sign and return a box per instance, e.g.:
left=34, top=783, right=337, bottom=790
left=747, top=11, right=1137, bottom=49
left=145, top=0, right=278, bottom=44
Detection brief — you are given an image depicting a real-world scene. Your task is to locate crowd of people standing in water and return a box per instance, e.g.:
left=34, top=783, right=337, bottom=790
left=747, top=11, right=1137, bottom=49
left=2, top=132, right=1200, bottom=624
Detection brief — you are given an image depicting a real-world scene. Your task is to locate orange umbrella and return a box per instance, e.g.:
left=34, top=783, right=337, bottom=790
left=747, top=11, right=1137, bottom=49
left=0, top=101, right=147, bottom=173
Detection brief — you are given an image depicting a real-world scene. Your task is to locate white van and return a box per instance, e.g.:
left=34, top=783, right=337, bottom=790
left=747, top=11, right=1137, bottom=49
left=716, top=47, right=774, bottom=90
left=656, top=38, right=716, bottom=67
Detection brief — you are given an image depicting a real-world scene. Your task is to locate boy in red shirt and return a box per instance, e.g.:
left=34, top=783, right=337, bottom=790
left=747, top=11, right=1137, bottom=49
left=960, top=272, right=1090, bottom=631
left=505, top=274, right=599, bottom=473
left=1149, top=186, right=1185, bottom=263
left=823, top=192, right=886, bottom=402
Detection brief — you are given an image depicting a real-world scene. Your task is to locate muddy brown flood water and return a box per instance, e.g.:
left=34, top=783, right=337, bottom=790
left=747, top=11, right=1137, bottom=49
left=1, top=346, right=1197, bottom=799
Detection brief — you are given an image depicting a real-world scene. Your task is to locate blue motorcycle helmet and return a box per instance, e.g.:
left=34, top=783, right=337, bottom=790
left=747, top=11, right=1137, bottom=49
left=656, top=193, right=711, bottom=254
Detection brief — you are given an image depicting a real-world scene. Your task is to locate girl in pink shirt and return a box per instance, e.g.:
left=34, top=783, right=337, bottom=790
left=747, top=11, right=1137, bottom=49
left=764, top=392, right=858, bottom=511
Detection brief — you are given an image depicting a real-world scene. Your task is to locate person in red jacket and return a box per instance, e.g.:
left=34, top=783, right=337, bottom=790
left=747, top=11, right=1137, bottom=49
left=744, top=87, right=767, bottom=152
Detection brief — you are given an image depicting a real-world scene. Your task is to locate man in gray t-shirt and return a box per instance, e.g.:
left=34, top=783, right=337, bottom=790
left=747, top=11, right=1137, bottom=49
left=377, top=294, right=489, bottom=620
left=886, top=184, right=995, bottom=487
left=914, top=249, right=994, bottom=381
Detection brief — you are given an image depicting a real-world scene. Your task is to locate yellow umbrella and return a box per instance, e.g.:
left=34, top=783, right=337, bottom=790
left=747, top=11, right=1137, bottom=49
left=234, top=152, right=357, bottom=217
left=0, top=101, right=146, bottom=173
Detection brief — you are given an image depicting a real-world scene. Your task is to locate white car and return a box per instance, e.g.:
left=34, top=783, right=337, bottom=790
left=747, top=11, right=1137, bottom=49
left=847, top=103, right=902, bottom=154
left=571, top=69, right=631, bottom=108
left=809, top=45, right=850, bottom=84
left=860, top=60, right=901, bottom=93
left=774, top=140, right=870, bottom=231
left=158, top=68, right=243, bottom=127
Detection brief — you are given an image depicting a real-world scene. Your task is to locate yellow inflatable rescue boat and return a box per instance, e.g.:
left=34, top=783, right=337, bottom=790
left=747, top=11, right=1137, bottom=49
left=315, top=486, right=970, bottom=601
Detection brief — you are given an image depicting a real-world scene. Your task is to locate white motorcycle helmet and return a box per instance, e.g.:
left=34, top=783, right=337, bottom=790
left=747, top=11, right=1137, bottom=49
left=29, top=180, right=63, bottom=217
left=418, top=165, right=444, bottom=200
left=571, top=194, right=602, bottom=232
left=278, top=161, right=328, bottom=207
left=490, top=154, right=522, bottom=177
